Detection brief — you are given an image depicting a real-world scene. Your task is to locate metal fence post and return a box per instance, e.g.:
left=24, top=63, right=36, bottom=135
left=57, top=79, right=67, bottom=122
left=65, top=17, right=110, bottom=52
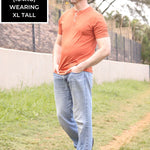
left=139, top=44, right=142, bottom=63
left=115, top=33, right=118, bottom=61
left=123, top=37, right=125, bottom=62
left=38, top=24, right=40, bottom=46
left=136, top=42, right=138, bottom=63
left=59, top=9, right=61, bottom=18
left=32, top=24, right=35, bottom=52
left=130, top=40, right=132, bottom=63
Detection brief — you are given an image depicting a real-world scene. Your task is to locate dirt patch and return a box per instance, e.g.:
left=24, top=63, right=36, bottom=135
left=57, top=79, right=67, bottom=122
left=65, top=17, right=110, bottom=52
left=100, top=88, right=150, bottom=150
left=100, top=113, right=150, bottom=150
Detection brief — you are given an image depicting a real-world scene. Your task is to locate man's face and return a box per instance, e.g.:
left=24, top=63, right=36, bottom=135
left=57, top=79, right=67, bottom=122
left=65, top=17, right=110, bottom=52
left=69, top=0, right=82, bottom=4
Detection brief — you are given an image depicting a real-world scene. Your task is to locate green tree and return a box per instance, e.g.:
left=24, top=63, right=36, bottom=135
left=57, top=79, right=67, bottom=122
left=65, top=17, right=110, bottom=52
left=114, top=11, right=122, bottom=28
left=130, top=0, right=150, bottom=7
left=122, top=16, right=130, bottom=27
left=113, top=11, right=124, bottom=35
left=105, top=11, right=115, bottom=20
left=131, top=19, right=144, bottom=41
left=141, top=27, right=150, bottom=64
left=88, top=0, right=150, bottom=23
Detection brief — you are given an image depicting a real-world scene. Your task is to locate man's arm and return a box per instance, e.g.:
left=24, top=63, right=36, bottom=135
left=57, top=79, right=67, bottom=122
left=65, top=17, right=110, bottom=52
left=67, top=37, right=111, bottom=73
left=53, top=34, right=62, bottom=73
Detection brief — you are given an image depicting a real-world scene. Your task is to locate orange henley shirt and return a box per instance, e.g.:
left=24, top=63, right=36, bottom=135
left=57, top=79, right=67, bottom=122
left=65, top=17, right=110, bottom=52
left=56, top=6, right=109, bottom=74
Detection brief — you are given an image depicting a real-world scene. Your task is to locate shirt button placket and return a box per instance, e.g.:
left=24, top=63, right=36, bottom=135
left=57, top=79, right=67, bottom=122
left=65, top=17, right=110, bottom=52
left=74, top=11, right=78, bottom=22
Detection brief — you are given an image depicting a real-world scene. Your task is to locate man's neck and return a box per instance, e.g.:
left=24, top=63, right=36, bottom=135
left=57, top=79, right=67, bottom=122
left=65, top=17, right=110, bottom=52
left=74, top=1, right=89, bottom=11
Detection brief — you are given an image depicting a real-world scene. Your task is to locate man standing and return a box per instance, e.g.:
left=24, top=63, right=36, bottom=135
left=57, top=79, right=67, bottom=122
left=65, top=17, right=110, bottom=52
left=53, top=0, right=111, bottom=149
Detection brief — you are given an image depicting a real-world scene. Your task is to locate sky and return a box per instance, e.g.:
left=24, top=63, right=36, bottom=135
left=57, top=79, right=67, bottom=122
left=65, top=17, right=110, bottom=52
left=95, top=0, right=150, bottom=25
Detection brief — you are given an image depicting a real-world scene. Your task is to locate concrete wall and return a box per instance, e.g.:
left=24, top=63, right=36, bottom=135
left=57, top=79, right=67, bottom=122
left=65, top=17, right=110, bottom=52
left=0, top=48, right=149, bottom=90
left=0, top=48, right=53, bottom=90
left=93, top=60, right=149, bottom=84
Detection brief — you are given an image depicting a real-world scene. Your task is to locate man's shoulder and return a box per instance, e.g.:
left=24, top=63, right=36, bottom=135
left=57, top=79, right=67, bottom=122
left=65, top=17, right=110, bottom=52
left=87, top=7, right=105, bottom=25
left=89, top=7, right=103, bottom=18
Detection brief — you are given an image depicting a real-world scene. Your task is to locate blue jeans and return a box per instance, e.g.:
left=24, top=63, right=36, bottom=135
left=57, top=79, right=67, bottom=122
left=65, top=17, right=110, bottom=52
left=53, top=71, right=93, bottom=150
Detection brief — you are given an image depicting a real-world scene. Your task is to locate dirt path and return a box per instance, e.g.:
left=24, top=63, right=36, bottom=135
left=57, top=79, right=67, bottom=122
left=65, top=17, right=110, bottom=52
left=100, top=89, right=150, bottom=150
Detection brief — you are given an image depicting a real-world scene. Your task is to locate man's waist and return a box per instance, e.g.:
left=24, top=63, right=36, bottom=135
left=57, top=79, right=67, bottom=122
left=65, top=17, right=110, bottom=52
left=54, top=66, right=93, bottom=75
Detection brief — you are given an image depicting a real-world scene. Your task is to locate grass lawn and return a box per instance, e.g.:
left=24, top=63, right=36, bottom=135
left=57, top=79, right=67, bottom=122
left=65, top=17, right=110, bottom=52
left=0, top=80, right=150, bottom=150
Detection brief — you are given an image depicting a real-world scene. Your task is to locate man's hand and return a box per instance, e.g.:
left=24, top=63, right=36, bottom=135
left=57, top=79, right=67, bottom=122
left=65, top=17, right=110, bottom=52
left=65, top=63, right=85, bottom=74
left=54, top=64, right=59, bottom=74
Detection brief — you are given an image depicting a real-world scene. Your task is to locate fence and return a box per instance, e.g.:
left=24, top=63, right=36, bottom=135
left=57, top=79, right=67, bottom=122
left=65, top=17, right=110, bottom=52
left=0, top=6, right=141, bottom=63
left=108, top=31, right=141, bottom=63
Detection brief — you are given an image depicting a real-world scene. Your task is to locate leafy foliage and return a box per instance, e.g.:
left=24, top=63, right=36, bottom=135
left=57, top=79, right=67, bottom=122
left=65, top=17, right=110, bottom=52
left=130, top=0, right=150, bottom=7
left=141, top=27, right=150, bottom=64
left=89, top=0, right=150, bottom=24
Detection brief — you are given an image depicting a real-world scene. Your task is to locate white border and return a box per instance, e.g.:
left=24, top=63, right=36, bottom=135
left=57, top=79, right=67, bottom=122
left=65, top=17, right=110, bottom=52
left=0, top=0, right=49, bottom=24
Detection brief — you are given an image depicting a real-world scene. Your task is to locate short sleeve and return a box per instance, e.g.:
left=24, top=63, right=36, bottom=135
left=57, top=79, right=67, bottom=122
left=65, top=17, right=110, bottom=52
left=93, top=14, right=109, bottom=39
left=58, top=17, right=62, bottom=35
